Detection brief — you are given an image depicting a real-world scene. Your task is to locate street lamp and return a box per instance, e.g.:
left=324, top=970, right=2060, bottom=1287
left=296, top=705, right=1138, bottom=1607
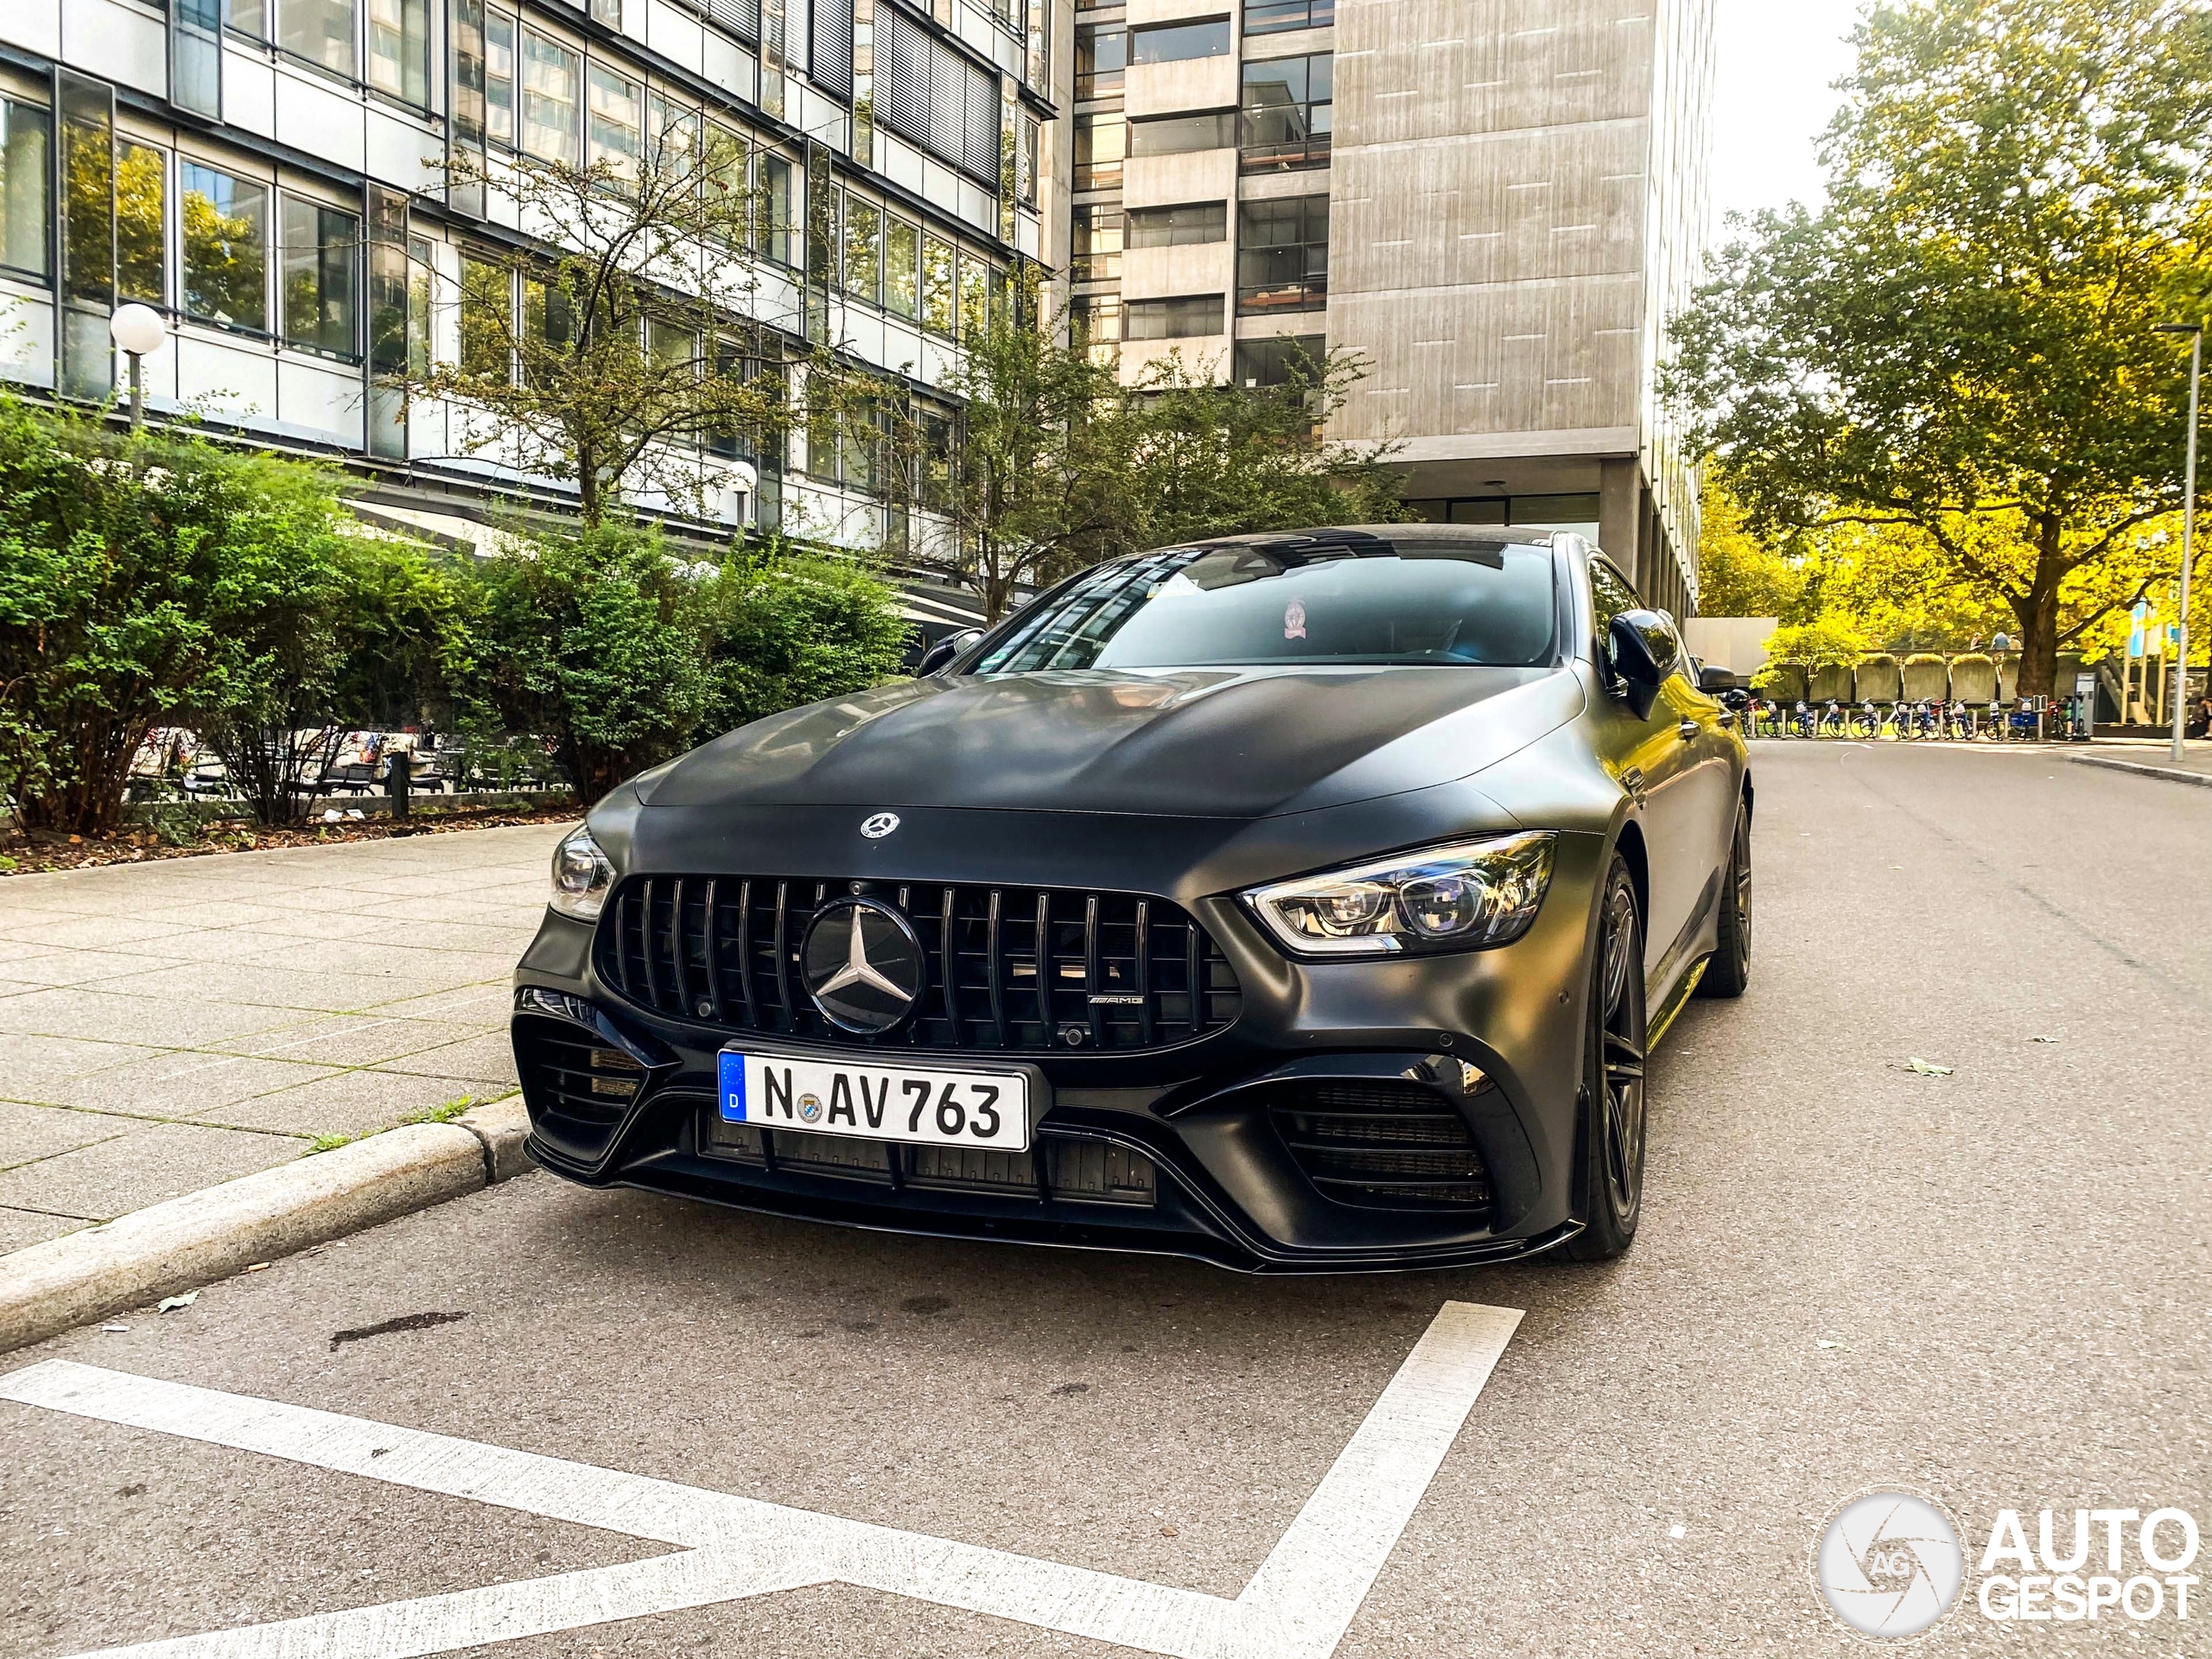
left=108, top=303, right=168, bottom=434
left=2156, top=321, right=2202, bottom=761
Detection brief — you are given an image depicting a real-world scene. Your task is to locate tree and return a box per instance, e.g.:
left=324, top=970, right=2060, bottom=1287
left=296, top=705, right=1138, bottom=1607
left=907, top=271, right=1133, bottom=620
left=1666, top=0, right=2212, bottom=699
left=0, top=399, right=365, bottom=836
left=422, top=129, right=806, bottom=528
left=1695, top=474, right=1810, bottom=620
left=459, top=520, right=713, bottom=804
left=907, top=287, right=1412, bottom=620
left=1125, top=344, right=1411, bottom=547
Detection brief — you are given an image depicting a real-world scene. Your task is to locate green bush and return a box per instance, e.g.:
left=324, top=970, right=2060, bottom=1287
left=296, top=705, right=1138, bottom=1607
left=695, top=542, right=912, bottom=737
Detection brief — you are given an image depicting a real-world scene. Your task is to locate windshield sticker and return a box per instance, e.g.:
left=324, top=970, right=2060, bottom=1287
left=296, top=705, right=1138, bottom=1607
left=1284, top=599, right=1308, bottom=640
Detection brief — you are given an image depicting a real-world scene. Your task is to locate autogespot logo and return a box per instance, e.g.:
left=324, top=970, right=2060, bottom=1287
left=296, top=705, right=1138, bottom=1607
left=1813, top=1489, right=1967, bottom=1641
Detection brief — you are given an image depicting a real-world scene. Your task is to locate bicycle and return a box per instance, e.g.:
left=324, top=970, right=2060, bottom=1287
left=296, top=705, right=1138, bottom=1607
left=1819, top=698, right=1849, bottom=738
left=1849, top=700, right=1882, bottom=739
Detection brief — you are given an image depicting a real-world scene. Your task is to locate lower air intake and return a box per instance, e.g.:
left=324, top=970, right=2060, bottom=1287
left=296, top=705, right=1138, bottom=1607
left=1268, top=1079, right=1493, bottom=1211
left=514, top=1015, right=646, bottom=1163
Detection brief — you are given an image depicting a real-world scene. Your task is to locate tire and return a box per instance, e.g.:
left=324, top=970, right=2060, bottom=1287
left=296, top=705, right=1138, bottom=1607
left=1696, top=804, right=1752, bottom=999
left=1565, top=857, right=1649, bottom=1262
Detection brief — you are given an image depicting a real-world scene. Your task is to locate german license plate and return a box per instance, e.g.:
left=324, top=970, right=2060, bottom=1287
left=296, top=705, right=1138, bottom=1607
left=717, top=1051, right=1030, bottom=1152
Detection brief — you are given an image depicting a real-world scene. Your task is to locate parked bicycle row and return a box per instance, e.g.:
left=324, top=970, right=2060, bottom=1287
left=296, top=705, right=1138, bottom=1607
left=1736, top=695, right=2092, bottom=741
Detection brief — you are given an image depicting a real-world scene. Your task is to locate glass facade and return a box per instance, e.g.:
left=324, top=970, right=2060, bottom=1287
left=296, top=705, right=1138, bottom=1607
left=181, top=162, right=268, bottom=333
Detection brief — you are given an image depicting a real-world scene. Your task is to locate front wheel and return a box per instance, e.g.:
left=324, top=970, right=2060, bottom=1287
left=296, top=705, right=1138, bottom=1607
left=1565, top=857, right=1649, bottom=1262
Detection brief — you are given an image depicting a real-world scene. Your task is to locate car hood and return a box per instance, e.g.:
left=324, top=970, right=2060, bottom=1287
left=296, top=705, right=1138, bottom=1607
left=640, top=664, right=1583, bottom=820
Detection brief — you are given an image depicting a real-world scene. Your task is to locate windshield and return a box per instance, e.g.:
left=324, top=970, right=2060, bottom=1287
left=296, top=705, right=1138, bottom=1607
left=973, top=539, right=1558, bottom=672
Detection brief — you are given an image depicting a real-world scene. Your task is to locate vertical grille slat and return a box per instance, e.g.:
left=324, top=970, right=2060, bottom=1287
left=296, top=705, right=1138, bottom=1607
left=702, top=878, right=724, bottom=1021
left=639, top=878, right=663, bottom=1010
left=594, top=876, right=1239, bottom=1053
left=987, top=888, right=1009, bottom=1048
left=735, top=877, right=758, bottom=1027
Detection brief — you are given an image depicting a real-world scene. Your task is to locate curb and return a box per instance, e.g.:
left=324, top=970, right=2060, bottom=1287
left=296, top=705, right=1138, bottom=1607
left=2067, top=752, right=2212, bottom=791
left=0, top=1100, right=537, bottom=1356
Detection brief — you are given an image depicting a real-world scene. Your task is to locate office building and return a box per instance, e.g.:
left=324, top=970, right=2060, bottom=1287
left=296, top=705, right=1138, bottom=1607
left=1068, top=0, right=1713, bottom=613
left=0, top=0, right=1065, bottom=556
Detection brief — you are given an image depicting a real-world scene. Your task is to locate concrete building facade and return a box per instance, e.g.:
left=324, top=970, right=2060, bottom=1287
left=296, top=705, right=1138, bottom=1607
left=1069, top=0, right=1713, bottom=614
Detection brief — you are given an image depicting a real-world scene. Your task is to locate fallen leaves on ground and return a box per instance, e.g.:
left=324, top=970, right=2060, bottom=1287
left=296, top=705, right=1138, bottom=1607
left=1906, top=1058, right=1954, bottom=1077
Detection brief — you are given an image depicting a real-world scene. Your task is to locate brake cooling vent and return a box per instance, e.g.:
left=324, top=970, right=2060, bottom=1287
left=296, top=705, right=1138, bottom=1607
left=1268, top=1079, right=1493, bottom=1211
left=513, top=1014, right=646, bottom=1163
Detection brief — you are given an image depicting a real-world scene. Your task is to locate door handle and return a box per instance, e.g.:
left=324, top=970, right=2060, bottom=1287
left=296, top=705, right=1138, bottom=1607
left=1677, top=720, right=1700, bottom=741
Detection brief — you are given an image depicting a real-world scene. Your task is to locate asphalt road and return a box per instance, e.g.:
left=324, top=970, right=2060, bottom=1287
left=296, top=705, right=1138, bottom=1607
left=3, top=741, right=2209, bottom=1658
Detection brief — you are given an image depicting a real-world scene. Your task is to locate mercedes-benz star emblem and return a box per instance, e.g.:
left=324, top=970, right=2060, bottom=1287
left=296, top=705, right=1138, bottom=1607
left=861, top=812, right=900, bottom=839
left=800, top=898, right=926, bottom=1034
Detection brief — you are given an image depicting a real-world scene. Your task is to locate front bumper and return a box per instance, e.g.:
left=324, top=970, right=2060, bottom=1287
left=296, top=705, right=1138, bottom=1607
left=509, top=830, right=1607, bottom=1274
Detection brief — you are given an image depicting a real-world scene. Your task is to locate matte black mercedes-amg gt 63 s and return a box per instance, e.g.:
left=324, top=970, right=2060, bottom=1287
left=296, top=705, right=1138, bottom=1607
left=512, top=525, right=1752, bottom=1270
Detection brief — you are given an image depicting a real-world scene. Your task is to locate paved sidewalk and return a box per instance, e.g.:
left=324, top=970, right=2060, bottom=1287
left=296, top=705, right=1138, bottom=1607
left=2068, top=739, right=2212, bottom=788
left=0, top=822, right=573, bottom=1253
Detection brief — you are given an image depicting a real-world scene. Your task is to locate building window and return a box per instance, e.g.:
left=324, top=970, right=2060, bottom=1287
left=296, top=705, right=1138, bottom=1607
left=0, top=100, right=51, bottom=283
left=1073, top=111, right=1124, bottom=190
left=1241, top=53, right=1330, bottom=170
left=1071, top=291, right=1121, bottom=343
left=1233, top=333, right=1322, bottom=387
left=1124, top=294, right=1221, bottom=339
left=1074, top=24, right=1123, bottom=99
left=1236, top=194, right=1325, bottom=314
left=116, top=141, right=167, bottom=307
left=590, top=0, right=622, bottom=22
left=367, top=0, right=430, bottom=106
left=282, top=0, right=358, bottom=79
left=758, top=152, right=796, bottom=264
left=884, top=215, right=918, bottom=318
left=874, top=6, right=1003, bottom=186
left=181, top=162, right=268, bottom=334
left=407, top=233, right=433, bottom=377
left=841, top=194, right=880, bottom=304
left=587, top=63, right=643, bottom=185
left=1127, top=200, right=1224, bottom=247
left=520, top=30, right=582, bottom=165
left=652, top=95, right=699, bottom=177
left=1071, top=204, right=1122, bottom=281
left=459, top=254, right=511, bottom=378
left=1128, top=110, right=1236, bottom=156
left=226, top=0, right=269, bottom=40
left=1129, top=17, right=1229, bottom=62
left=282, top=196, right=361, bottom=361
left=485, top=7, right=517, bottom=147
left=957, top=254, right=989, bottom=340
left=921, top=234, right=954, bottom=335
left=1243, top=0, right=1331, bottom=35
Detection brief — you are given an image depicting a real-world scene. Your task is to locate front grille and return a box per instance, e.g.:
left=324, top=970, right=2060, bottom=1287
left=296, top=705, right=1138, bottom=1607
left=596, top=876, right=1240, bottom=1053
left=702, top=1110, right=1158, bottom=1205
left=1268, top=1080, right=1493, bottom=1211
left=514, top=1015, right=646, bottom=1162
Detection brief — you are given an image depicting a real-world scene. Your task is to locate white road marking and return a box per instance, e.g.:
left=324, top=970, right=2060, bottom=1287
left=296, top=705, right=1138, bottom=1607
left=2, top=1299, right=1521, bottom=1659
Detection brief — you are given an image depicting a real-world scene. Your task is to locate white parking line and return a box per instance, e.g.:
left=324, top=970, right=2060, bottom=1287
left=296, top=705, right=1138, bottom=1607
left=2, top=1300, right=1521, bottom=1659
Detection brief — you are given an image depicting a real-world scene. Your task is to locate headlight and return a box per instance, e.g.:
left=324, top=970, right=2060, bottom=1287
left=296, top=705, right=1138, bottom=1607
left=550, top=826, right=614, bottom=920
left=1243, top=832, right=1556, bottom=957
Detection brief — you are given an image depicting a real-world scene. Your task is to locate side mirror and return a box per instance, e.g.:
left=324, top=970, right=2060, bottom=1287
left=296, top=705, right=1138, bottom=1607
left=1697, top=663, right=1737, bottom=695
left=1606, top=612, right=1668, bottom=718
left=918, top=627, right=982, bottom=677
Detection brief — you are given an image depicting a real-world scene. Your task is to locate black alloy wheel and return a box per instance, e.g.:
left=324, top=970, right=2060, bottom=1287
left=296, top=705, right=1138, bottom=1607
left=1566, top=856, right=1648, bottom=1261
left=1697, top=804, right=1752, bottom=999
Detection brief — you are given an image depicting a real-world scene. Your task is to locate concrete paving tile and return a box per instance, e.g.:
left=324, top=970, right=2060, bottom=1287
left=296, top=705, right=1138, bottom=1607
left=130, top=899, right=318, bottom=931
left=0, top=1101, right=140, bottom=1168
left=0, top=1120, right=301, bottom=1219
left=0, top=948, right=196, bottom=989
left=340, top=896, right=541, bottom=925
left=206, top=1014, right=490, bottom=1067
left=0, top=913, right=229, bottom=950
left=0, top=937, right=61, bottom=963
left=202, top=1069, right=493, bottom=1138
left=0, top=1204, right=91, bottom=1250
left=0, top=1033, right=174, bottom=1093
left=251, top=938, right=522, bottom=982
left=358, top=983, right=517, bottom=1021
left=92, top=963, right=439, bottom=1013
left=50, top=1052, right=343, bottom=1116
left=372, top=1031, right=519, bottom=1085
left=0, top=988, right=297, bottom=1046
